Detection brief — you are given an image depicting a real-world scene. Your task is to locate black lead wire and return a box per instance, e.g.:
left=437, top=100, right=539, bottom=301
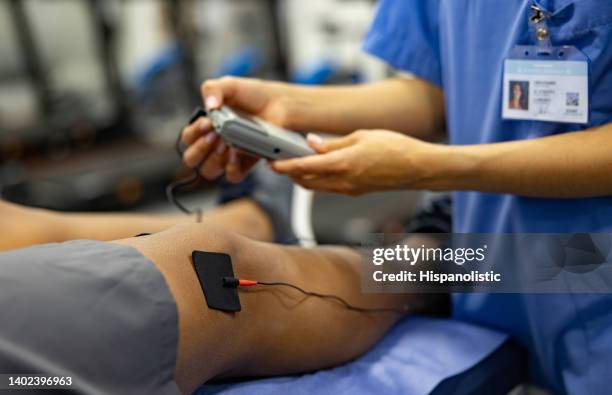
left=165, top=173, right=203, bottom=222
left=255, top=281, right=411, bottom=314
left=166, top=108, right=209, bottom=223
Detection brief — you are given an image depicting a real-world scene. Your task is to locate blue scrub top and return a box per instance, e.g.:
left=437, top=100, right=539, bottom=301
left=363, top=1, right=612, bottom=394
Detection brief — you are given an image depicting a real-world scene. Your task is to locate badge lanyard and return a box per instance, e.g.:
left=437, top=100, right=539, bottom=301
left=502, top=2, right=590, bottom=124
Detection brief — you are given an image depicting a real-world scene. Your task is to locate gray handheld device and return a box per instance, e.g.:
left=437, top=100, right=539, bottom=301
left=209, top=106, right=315, bottom=160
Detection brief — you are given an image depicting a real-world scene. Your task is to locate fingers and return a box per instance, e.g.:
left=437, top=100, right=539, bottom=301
left=183, top=136, right=261, bottom=181
left=199, top=142, right=229, bottom=180
left=271, top=151, right=346, bottom=177
left=307, top=133, right=358, bottom=154
left=226, top=149, right=259, bottom=183
left=306, top=133, right=324, bottom=152
left=201, top=76, right=240, bottom=110
left=225, top=149, right=242, bottom=183
left=181, top=117, right=212, bottom=146
left=183, top=133, right=218, bottom=168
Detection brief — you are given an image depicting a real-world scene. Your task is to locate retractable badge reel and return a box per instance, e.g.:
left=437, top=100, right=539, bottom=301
left=502, top=3, right=590, bottom=124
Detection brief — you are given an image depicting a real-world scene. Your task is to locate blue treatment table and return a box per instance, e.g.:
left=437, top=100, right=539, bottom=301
left=197, top=316, right=525, bottom=395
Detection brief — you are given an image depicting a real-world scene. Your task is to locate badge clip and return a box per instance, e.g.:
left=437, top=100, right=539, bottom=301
left=529, top=3, right=552, bottom=54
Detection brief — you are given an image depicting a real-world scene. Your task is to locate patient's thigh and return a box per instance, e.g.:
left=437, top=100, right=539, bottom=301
left=119, top=224, right=408, bottom=393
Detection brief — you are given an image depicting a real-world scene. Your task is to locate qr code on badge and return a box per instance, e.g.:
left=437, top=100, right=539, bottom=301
left=566, top=92, right=580, bottom=107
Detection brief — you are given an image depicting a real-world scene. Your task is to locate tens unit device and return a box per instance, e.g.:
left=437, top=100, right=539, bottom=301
left=167, top=106, right=315, bottom=221
left=209, top=106, right=315, bottom=160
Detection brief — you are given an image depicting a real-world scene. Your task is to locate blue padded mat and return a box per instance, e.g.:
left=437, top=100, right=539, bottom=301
left=197, top=317, right=509, bottom=395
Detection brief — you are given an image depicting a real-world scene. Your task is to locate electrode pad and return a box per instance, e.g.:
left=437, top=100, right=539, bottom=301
left=192, top=251, right=241, bottom=312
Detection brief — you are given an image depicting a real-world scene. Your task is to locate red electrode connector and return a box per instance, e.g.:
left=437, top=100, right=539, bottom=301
left=222, top=277, right=258, bottom=288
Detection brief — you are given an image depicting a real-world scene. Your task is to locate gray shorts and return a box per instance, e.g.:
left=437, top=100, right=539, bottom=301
left=0, top=241, right=180, bottom=395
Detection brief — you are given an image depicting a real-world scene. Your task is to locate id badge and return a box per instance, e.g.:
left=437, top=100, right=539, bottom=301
left=502, top=45, right=589, bottom=124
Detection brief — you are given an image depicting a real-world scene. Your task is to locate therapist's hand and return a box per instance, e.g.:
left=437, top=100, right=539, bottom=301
left=271, top=130, right=448, bottom=196
left=181, top=77, right=298, bottom=183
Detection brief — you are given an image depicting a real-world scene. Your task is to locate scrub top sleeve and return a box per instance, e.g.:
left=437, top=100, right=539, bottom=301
left=362, top=0, right=443, bottom=87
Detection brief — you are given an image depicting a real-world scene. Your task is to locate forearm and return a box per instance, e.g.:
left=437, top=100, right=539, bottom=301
left=424, top=123, right=612, bottom=197
left=285, top=77, right=446, bottom=141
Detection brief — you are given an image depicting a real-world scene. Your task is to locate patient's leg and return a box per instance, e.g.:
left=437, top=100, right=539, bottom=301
left=116, top=223, right=430, bottom=394
left=58, top=198, right=273, bottom=242
left=0, top=198, right=273, bottom=251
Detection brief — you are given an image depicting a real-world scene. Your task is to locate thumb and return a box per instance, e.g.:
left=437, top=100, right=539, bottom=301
left=201, top=77, right=239, bottom=110
left=307, top=133, right=357, bottom=154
